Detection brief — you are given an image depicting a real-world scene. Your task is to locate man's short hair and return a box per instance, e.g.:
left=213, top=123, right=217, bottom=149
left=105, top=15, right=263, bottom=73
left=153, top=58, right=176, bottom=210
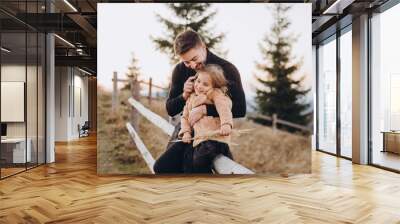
left=174, top=29, right=203, bottom=55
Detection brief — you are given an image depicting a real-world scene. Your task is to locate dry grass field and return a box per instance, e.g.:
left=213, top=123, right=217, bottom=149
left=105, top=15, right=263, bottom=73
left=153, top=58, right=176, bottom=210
left=97, top=88, right=311, bottom=174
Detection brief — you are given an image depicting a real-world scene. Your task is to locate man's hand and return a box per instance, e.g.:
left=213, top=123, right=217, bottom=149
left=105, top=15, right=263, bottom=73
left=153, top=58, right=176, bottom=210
left=182, top=76, right=196, bottom=100
left=220, top=124, right=232, bottom=136
left=189, top=105, right=206, bottom=126
left=182, top=132, right=192, bottom=143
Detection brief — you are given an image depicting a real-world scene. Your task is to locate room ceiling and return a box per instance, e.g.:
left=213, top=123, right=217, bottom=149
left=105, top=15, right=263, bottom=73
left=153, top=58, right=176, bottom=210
left=0, top=0, right=393, bottom=75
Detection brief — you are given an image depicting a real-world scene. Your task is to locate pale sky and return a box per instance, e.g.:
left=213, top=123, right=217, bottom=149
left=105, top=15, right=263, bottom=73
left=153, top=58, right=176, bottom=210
left=97, top=3, right=312, bottom=102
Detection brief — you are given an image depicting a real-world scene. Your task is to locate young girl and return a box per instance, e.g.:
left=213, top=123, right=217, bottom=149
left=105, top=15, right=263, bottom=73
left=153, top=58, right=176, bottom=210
left=178, top=64, right=234, bottom=173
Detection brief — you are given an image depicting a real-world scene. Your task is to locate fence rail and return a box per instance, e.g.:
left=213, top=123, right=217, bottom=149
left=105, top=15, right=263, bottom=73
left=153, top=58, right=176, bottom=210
left=126, top=97, right=254, bottom=174
left=126, top=123, right=155, bottom=174
left=127, top=97, right=174, bottom=136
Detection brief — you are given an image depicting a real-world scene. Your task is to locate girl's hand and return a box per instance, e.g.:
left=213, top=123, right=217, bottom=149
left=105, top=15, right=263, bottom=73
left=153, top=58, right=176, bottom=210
left=189, top=105, right=206, bottom=126
left=182, top=133, right=192, bottom=143
left=220, top=124, right=232, bottom=136
left=192, top=94, right=208, bottom=108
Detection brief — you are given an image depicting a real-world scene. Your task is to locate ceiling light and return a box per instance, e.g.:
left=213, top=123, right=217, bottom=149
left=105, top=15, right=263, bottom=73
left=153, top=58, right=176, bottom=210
left=1, top=47, right=11, bottom=53
left=54, top=34, right=75, bottom=48
left=322, top=0, right=354, bottom=14
left=78, top=67, right=92, bottom=76
left=63, top=0, right=78, bottom=12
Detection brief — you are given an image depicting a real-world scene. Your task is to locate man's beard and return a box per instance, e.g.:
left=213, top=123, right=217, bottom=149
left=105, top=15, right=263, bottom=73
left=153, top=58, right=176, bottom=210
left=194, top=62, right=205, bottom=70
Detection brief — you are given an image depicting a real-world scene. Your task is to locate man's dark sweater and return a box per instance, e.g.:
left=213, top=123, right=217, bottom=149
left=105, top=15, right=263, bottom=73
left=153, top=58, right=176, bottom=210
left=166, top=49, right=246, bottom=118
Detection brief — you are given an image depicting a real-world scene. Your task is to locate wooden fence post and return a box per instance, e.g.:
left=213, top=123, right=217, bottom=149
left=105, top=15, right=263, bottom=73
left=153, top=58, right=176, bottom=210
left=130, top=75, right=140, bottom=129
left=148, top=77, right=152, bottom=105
left=272, top=113, right=277, bottom=132
left=112, top=71, right=118, bottom=112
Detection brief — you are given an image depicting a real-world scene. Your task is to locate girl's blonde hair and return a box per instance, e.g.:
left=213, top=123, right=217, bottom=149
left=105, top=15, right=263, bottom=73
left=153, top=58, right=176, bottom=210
left=197, top=64, right=228, bottom=93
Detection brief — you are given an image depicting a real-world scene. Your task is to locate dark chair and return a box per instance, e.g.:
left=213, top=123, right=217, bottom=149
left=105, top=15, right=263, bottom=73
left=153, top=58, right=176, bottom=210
left=79, top=121, right=90, bottom=138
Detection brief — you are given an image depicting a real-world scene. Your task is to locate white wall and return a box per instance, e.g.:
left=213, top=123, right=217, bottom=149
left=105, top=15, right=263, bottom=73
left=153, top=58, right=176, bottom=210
left=1, top=65, right=26, bottom=137
left=55, top=66, right=89, bottom=141
left=74, top=69, right=89, bottom=139
left=55, top=66, right=69, bottom=141
left=1, top=65, right=36, bottom=138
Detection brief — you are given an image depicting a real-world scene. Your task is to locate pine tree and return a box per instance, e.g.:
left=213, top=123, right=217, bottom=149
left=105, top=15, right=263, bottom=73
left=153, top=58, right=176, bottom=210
left=255, top=4, right=310, bottom=127
left=126, top=53, right=140, bottom=79
left=122, top=53, right=141, bottom=90
left=152, top=3, right=225, bottom=64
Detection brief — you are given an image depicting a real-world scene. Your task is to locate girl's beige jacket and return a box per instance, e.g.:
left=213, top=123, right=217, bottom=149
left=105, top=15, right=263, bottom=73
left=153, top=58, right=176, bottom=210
left=178, top=88, right=233, bottom=147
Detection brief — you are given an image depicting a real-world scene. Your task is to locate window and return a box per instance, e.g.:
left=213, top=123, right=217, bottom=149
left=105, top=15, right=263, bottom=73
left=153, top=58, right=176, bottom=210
left=317, top=36, right=337, bottom=154
left=0, top=1, right=46, bottom=179
left=370, top=3, right=400, bottom=171
left=339, top=28, right=352, bottom=158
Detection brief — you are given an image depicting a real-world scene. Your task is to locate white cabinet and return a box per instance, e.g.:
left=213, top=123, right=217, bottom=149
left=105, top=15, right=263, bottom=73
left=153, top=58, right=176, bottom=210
left=1, top=138, right=32, bottom=163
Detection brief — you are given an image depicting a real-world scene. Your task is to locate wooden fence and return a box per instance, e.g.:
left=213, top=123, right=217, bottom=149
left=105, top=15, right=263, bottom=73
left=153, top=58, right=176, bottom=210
left=247, top=112, right=311, bottom=134
left=111, top=72, right=254, bottom=174
left=112, top=71, right=168, bottom=113
left=126, top=97, right=255, bottom=174
left=112, top=72, right=310, bottom=134
left=111, top=71, right=309, bottom=173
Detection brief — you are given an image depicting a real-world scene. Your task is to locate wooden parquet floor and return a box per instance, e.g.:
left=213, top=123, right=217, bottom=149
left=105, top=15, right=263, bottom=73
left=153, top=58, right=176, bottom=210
left=1, top=134, right=400, bottom=223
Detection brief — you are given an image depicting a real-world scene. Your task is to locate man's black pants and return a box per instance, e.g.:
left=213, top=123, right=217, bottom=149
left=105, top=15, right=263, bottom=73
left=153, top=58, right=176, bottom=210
left=153, top=123, right=233, bottom=174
